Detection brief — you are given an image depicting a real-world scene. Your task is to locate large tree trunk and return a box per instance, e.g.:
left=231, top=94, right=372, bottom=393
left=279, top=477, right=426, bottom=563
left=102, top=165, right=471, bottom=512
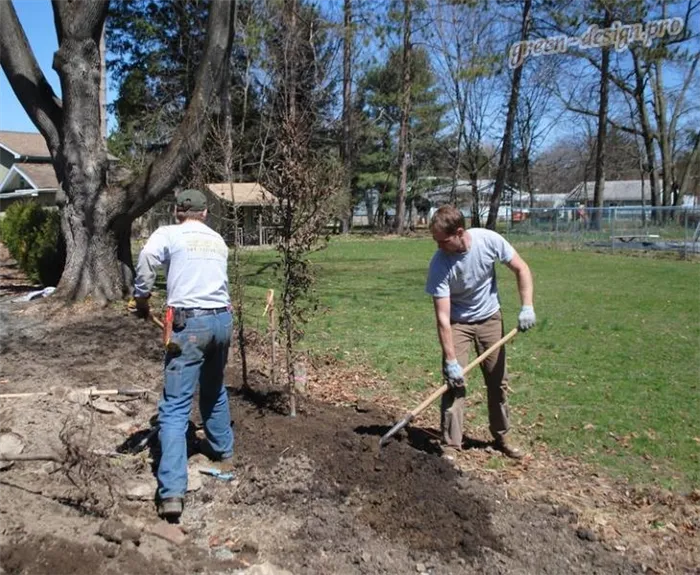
left=486, top=0, right=530, bottom=230
left=591, top=8, right=613, bottom=230
left=51, top=1, right=117, bottom=302
left=631, top=49, right=660, bottom=216
left=653, top=61, right=673, bottom=210
left=675, top=132, right=700, bottom=205
left=395, top=0, right=412, bottom=235
left=1, top=0, right=236, bottom=302
left=340, top=0, right=353, bottom=234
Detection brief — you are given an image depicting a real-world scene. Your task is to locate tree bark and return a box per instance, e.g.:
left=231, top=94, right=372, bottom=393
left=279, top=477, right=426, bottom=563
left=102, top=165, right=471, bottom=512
left=47, top=1, right=113, bottom=301
left=486, top=0, right=530, bottom=230
left=631, top=49, right=660, bottom=213
left=591, top=7, right=613, bottom=230
left=341, top=0, right=353, bottom=234
left=395, top=0, right=412, bottom=234
left=652, top=61, right=673, bottom=210
left=449, top=36, right=466, bottom=206
left=676, top=132, right=700, bottom=205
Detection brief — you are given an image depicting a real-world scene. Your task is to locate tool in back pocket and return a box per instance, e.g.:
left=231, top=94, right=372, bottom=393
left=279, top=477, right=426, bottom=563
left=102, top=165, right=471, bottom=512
left=163, top=307, right=182, bottom=355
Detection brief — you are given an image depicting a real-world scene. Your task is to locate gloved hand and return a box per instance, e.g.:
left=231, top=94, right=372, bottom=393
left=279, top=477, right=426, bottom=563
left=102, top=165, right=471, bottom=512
left=518, top=305, right=536, bottom=331
left=443, top=359, right=465, bottom=389
left=127, top=296, right=150, bottom=319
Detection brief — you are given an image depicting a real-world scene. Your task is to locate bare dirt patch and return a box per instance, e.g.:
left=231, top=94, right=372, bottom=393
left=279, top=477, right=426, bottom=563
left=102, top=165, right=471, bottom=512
left=0, top=246, right=38, bottom=304
left=0, top=251, right=697, bottom=574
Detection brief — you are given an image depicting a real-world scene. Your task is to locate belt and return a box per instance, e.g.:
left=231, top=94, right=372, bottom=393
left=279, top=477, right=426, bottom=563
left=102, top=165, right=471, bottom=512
left=182, top=307, right=230, bottom=318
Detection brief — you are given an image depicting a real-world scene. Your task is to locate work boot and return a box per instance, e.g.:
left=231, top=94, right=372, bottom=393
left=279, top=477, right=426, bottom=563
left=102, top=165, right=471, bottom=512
left=441, top=445, right=461, bottom=464
left=158, top=497, right=183, bottom=520
left=493, top=437, right=524, bottom=460
left=198, top=438, right=232, bottom=464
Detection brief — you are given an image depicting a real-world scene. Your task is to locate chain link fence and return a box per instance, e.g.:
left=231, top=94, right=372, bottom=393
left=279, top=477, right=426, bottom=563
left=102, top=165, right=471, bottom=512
left=501, top=206, right=700, bottom=258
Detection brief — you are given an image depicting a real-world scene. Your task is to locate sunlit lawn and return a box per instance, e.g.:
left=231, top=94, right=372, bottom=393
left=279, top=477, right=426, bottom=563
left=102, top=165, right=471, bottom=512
left=237, top=236, right=700, bottom=490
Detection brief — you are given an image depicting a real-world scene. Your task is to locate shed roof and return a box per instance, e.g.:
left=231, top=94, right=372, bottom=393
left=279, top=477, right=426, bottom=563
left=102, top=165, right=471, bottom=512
left=205, top=182, right=275, bottom=206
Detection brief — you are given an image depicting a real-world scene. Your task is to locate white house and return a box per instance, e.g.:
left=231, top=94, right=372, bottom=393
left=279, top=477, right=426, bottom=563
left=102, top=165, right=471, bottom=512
left=567, top=179, right=665, bottom=207
left=0, top=131, right=59, bottom=212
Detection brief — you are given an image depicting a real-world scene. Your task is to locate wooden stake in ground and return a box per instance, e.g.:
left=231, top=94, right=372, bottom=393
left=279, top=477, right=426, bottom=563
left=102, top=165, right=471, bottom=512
left=263, top=289, right=277, bottom=386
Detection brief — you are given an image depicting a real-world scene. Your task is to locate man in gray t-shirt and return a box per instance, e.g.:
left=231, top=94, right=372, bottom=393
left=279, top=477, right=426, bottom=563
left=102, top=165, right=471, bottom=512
left=425, top=205, right=535, bottom=460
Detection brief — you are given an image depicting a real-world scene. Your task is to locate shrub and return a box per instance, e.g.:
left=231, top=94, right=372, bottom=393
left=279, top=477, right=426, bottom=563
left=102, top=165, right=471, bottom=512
left=0, top=201, right=65, bottom=286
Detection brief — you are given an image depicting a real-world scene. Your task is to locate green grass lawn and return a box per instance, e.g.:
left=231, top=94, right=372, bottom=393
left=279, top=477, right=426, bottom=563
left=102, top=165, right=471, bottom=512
left=237, top=237, right=700, bottom=491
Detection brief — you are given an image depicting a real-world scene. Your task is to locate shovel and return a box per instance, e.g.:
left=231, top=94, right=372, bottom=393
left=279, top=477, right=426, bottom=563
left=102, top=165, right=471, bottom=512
left=378, top=327, right=519, bottom=448
left=0, top=387, right=149, bottom=401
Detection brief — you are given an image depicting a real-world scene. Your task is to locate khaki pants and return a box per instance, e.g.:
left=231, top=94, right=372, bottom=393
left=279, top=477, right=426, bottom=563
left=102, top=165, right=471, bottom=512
left=441, top=310, right=509, bottom=447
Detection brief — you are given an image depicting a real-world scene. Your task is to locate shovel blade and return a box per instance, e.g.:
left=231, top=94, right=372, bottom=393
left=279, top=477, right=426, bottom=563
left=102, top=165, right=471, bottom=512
left=378, top=414, right=413, bottom=448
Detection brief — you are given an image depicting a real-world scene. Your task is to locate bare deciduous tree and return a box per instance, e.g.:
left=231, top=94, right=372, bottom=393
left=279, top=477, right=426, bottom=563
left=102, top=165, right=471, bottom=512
left=260, top=0, right=342, bottom=415
left=487, top=0, right=531, bottom=230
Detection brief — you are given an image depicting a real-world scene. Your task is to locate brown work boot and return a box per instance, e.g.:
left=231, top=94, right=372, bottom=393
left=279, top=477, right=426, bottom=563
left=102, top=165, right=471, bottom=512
left=441, top=445, right=461, bottom=464
left=493, top=437, right=524, bottom=460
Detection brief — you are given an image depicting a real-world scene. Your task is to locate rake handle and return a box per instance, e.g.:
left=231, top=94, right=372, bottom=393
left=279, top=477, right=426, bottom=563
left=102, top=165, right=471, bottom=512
left=409, top=327, right=518, bottom=419
left=379, top=328, right=518, bottom=448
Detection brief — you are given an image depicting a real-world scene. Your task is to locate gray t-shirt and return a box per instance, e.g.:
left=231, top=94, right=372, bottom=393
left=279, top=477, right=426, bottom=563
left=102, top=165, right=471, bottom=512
left=425, top=228, right=515, bottom=323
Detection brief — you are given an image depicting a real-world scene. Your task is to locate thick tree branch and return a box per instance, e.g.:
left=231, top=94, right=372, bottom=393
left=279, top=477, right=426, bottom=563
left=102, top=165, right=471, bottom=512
left=119, top=0, right=236, bottom=223
left=668, top=54, right=699, bottom=142
left=0, top=0, right=63, bottom=159
left=677, top=132, right=700, bottom=201
left=52, top=0, right=109, bottom=43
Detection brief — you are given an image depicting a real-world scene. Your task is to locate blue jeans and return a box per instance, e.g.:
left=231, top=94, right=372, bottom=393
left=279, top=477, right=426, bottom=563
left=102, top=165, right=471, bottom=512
left=157, top=309, right=234, bottom=500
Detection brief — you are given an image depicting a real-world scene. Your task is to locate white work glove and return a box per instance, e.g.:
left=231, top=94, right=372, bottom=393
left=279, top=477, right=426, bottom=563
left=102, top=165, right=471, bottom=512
left=518, top=305, right=536, bottom=332
left=443, top=359, right=465, bottom=389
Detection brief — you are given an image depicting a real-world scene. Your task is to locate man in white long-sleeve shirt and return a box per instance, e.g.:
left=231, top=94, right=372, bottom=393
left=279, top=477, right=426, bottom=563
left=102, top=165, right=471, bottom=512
left=132, top=188, right=233, bottom=520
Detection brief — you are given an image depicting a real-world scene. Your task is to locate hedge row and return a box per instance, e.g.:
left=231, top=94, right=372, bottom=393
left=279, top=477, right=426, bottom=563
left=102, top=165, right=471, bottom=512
left=0, top=201, right=65, bottom=287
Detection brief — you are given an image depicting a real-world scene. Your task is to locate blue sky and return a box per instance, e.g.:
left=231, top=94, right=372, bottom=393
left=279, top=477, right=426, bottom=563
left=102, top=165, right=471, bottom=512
left=1, top=1, right=60, bottom=133
left=2, top=0, right=696, bottom=148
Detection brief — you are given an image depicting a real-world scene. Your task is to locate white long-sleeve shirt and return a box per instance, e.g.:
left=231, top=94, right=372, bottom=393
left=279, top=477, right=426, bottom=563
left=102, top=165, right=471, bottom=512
left=134, top=220, right=230, bottom=309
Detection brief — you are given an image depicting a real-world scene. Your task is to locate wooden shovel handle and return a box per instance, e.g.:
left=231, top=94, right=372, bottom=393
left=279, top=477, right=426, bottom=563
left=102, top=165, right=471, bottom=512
left=0, top=392, right=50, bottom=399
left=409, top=327, right=519, bottom=419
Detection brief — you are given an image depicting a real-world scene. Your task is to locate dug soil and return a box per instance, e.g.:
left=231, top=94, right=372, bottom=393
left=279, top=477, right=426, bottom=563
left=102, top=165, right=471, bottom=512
left=0, top=254, right=697, bottom=574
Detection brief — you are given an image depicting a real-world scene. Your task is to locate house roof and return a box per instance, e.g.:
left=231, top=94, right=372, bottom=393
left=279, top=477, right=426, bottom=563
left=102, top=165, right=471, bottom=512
left=0, top=131, right=51, bottom=158
left=513, top=193, right=569, bottom=207
left=0, top=189, right=56, bottom=200
left=205, top=183, right=275, bottom=206
left=422, top=179, right=520, bottom=204
left=0, top=130, right=119, bottom=162
left=0, top=162, right=59, bottom=192
left=567, top=180, right=662, bottom=203
left=13, top=163, right=58, bottom=189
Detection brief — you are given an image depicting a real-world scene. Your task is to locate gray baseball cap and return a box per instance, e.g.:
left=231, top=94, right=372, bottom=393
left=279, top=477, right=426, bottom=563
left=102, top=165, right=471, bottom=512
left=176, top=188, right=207, bottom=211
